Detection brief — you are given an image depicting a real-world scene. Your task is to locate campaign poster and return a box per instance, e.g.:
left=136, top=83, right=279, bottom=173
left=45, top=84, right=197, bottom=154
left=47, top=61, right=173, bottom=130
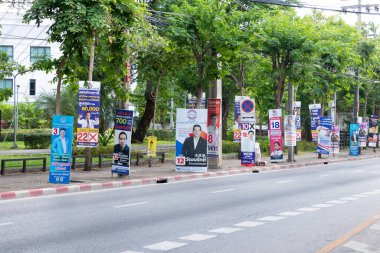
left=187, top=93, right=206, bottom=109
left=175, top=109, right=208, bottom=172
left=284, top=115, right=296, bottom=147
left=112, top=109, right=133, bottom=175
left=269, top=109, right=284, bottom=163
left=309, top=104, right=321, bottom=142
left=294, top=101, right=302, bottom=141
left=331, top=125, right=340, bottom=154
left=49, top=115, right=74, bottom=184
left=350, top=123, right=360, bottom=156
left=233, top=96, right=249, bottom=142
left=368, top=115, right=379, bottom=147
left=240, top=123, right=256, bottom=166
left=76, top=81, right=100, bottom=148
left=358, top=122, right=368, bottom=147
left=147, top=136, right=157, bottom=157
left=317, top=117, right=332, bottom=155
left=207, top=98, right=221, bottom=158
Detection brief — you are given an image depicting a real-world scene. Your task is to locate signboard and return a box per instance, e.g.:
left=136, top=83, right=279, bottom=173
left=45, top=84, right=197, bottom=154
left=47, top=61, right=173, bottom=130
left=317, top=117, right=332, bottom=155
left=76, top=81, right=100, bottom=148
left=49, top=115, right=74, bottom=184
left=240, top=98, right=256, bottom=123
left=147, top=136, right=157, bottom=157
left=358, top=122, right=368, bottom=147
left=294, top=101, right=301, bottom=141
left=233, top=96, right=249, bottom=142
left=112, top=109, right=133, bottom=175
left=331, top=125, right=340, bottom=154
left=240, top=122, right=256, bottom=166
left=269, top=109, right=284, bottom=163
left=284, top=115, right=296, bottom=147
left=187, top=93, right=206, bottom=109
left=350, top=123, right=360, bottom=156
left=309, top=104, right=321, bottom=142
left=207, top=98, right=221, bottom=158
left=176, top=109, right=208, bottom=172
left=368, top=115, right=379, bottom=148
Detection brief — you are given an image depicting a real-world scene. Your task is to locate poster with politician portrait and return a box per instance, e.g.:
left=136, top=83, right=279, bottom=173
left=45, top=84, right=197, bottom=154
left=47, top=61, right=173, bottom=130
left=176, top=109, right=208, bottom=172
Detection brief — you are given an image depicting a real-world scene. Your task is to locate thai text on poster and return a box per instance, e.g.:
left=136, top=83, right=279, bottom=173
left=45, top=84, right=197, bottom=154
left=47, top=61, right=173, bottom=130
left=309, top=104, right=321, bottom=142
left=207, top=99, right=221, bottom=158
left=269, top=109, right=284, bottom=163
left=317, top=117, right=332, bottom=155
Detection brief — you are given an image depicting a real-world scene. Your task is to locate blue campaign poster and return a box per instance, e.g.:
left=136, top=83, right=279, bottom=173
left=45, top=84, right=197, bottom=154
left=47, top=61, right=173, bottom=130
left=350, top=123, right=360, bottom=156
left=49, top=115, right=74, bottom=184
left=317, top=117, right=332, bottom=155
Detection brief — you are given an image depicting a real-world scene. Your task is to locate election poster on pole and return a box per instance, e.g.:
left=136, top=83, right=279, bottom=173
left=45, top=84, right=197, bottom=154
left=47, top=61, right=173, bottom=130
left=269, top=109, right=284, bottom=163
left=331, top=125, right=340, bottom=154
left=76, top=81, right=100, bottom=148
left=207, top=98, right=221, bottom=158
left=239, top=98, right=256, bottom=166
left=368, top=115, right=379, bottom=147
left=358, top=122, right=368, bottom=147
left=233, top=96, right=249, bottom=142
left=49, top=115, right=74, bottom=184
left=317, top=117, right=332, bottom=155
left=294, top=101, right=302, bottom=141
left=350, top=123, right=360, bottom=156
left=309, top=104, right=321, bottom=142
left=112, top=109, right=133, bottom=176
left=284, top=115, right=296, bottom=147
left=176, top=109, right=208, bottom=172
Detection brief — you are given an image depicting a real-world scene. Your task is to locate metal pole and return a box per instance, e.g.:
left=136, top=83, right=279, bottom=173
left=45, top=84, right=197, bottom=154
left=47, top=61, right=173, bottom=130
left=354, top=0, right=361, bottom=124
left=287, top=81, right=294, bottom=162
left=12, top=74, right=18, bottom=149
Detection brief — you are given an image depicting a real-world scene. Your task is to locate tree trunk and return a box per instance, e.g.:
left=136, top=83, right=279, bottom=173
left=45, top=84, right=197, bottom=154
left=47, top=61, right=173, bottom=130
left=133, top=80, right=156, bottom=142
left=363, top=91, right=369, bottom=119
left=84, top=37, right=96, bottom=171
left=196, top=55, right=204, bottom=109
left=222, top=89, right=233, bottom=140
left=54, top=57, right=66, bottom=115
left=321, top=95, right=325, bottom=116
left=151, top=76, right=161, bottom=136
left=274, top=68, right=286, bottom=109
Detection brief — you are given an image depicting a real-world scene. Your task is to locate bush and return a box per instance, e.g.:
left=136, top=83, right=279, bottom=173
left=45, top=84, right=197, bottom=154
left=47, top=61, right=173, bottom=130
left=146, top=129, right=175, bottom=141
left=23, top=133, right=51, bottom=149
left=222, top=141, right=239, bottom=153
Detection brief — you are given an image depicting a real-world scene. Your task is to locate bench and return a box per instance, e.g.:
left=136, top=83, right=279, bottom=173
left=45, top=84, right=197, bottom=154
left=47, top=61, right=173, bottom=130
left=1, top=157, right=47, bottom=175
left=135, top=151, right=166, bottom=167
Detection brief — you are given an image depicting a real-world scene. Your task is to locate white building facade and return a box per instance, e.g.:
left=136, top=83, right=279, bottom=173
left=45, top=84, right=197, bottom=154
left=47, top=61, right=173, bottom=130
left=0, top=4, right=61, bottom=104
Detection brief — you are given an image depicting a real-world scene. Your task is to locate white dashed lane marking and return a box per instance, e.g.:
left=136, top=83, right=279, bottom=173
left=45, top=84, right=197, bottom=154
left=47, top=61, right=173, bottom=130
left=362, top=191, right=379, bottom=195
left=120, top=251, right=143, bottom=253
left=114, top=202, right=149, bottom=208
left=234, top=221, right=265, bottom=227
left=211, top=189, right=235, bottom=194
left=276, top=180, right=293, bottom=184
left=312, top=204, right=334, bottom=208
left=179, top=234, right=217, bottom=241
left=297, top=207, right=320, bottom=212
left=257, top=216, right=288, bottom=221
left=209, top=227, right=242, bottom=234
left=278, top=211, right=303, bottom=216
left=0, top=222, right=14, bottom=226
left=370, top=223, right=380, bottom=231
left=320, top=174, right=331, bottom=177
left=344, top=240, right=378, bottom=253
left=340, top=197, right=359, bottom=201
left=144, top=241, right=187, bottom=251
left=325, top=200, right=347, bottom=204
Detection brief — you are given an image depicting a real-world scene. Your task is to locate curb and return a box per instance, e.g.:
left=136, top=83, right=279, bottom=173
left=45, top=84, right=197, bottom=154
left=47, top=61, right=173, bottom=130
left=1, top=154, right=379, bottom=201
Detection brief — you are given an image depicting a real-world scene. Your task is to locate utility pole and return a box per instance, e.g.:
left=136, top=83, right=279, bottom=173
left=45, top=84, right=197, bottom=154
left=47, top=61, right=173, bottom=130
left=287, top=81, right=295, bottom=162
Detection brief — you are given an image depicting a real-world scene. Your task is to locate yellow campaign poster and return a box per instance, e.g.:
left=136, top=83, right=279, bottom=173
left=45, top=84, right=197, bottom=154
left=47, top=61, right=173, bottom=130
left=147, top=136, right=157, bottom=157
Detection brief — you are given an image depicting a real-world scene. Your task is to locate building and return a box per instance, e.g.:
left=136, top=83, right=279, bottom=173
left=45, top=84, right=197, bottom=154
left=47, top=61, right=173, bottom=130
left=0, top=3, right=61, bottom=104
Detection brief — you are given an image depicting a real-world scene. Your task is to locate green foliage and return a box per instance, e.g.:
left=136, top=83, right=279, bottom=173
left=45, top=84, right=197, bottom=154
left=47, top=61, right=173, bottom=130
left=146, top=129, right=175, bottom=141
left=23, top=133, right=51, bottom=149
left=222, top=141, right=239, bottom=153
left=98, top=129, right=114, bottom=146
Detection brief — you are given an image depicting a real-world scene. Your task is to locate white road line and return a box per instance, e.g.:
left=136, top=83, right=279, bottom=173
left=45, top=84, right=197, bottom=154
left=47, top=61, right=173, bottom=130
left=325, top=200, right=348, bottom=204
left=114, top=202, right=149, bottom=208
left=0, top=222, right=14, bottom=226
left=276, top=180, right=293, bottom=184
left=312, top=204, right=334, bottom=208
left=278, top=211, right=303, bottom=216
left=297, top=207, right=320, bottom=212
left=179, top=234, right=217, bottom=241
left=120, top=251, right=143, bottom=253
left=353, top=194, right=370, bottom=198
left=320, top=174, right=331, bottom=177
left=370, top=223, right=380, bottom=231
left=211, top=189, right=235, bottom=194
left=144, top=241, right=187, bottom=251
left=257, top=216, right=288, bottom=221
left=344, top=240, right=378, bottom=253
left=340, top=197, right=359, bottom=201
left=234, top=221, right=265, bottom=227
left=362, top=191, right=379, bottom=195
left=209, top=227, right=242, bottom=234
left=354, top=169, right=363, bottom=172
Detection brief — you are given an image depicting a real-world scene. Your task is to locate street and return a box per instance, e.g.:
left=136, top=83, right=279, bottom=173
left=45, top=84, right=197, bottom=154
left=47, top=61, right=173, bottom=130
left=1, top=158, right=380, bottom=253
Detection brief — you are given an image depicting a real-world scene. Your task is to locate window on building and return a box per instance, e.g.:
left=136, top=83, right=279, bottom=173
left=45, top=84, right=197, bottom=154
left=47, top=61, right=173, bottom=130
left=0, top=45, right=14, bottom=60
left=30, top=46, right=51, bottom=63
left=29, top=79, right=36, bottom=95
left=0, top=79, right=13, bottom=91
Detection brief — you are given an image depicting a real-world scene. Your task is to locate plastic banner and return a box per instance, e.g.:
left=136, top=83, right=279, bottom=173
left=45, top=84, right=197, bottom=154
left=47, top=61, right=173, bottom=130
left=176, top=109, right=208, bottom=172
left=112, top=109, right=133, bottom=175
left=240, top=122, right=256, bottom=166
left=309, top=104, right=321, bottom=142
left=147, top=136, right=157, bottom=157
left=76, top=81, right=100, bottom=147
left=284, top=115, right=296, bottom=146
left=358, top=122, right=368, bottom=147
left=368, top=115, right=379, bottom=147
left=207, top=99, right=221, bottom=158
left=317, top=117, right=332, bottom=155
left=294, top=101, right=301, bottom=141
left=49, top=115, right=74, bottom=184
left=269, top=109, right=284, bottom=162
left=331, top=125, right=340, bottom=154
left=187, top=93, right=206, bottom=109
left=233, top=96, right=249, bottom=142
left=350, top=123, right=360, bottom=156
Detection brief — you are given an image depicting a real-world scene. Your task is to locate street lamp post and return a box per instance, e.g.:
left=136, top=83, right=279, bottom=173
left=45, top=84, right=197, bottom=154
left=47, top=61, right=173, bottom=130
left=11, top=73, right=20, bottom=149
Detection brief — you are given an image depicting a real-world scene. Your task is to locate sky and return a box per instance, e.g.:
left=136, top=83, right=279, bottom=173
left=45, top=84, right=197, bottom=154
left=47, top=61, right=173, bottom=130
left=296, top=0, right=380, bottom=27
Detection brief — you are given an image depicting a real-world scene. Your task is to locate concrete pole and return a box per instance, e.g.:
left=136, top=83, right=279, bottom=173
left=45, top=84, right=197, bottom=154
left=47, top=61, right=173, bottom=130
left=354, top=0, right=361, bottom=124
left=287, top=81, right=295, bottom=162
left=12, top=74, right=18, bottom=149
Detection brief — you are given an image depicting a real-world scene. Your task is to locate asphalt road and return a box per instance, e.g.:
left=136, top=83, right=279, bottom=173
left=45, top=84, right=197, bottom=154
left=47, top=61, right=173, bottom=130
left=1, top=158, right=380, bottom=253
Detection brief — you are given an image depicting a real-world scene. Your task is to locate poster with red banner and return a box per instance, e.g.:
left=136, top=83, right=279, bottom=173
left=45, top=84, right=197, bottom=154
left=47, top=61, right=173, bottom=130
left=207, top=99, right=221, bottom=158
left=269, top=109, right=284, bottom=163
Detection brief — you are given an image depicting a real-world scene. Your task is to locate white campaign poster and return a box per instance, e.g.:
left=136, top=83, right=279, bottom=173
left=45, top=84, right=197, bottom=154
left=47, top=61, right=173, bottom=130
left=284, top=115, right=296, bottom=146
left=175, top=109, right=208, bottom=172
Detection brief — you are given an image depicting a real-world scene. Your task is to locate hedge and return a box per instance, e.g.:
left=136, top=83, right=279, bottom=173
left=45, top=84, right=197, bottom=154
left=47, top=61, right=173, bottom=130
left=146, top=129, right=175, bottom=141
left=23, top=133, right=51, bottom=149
